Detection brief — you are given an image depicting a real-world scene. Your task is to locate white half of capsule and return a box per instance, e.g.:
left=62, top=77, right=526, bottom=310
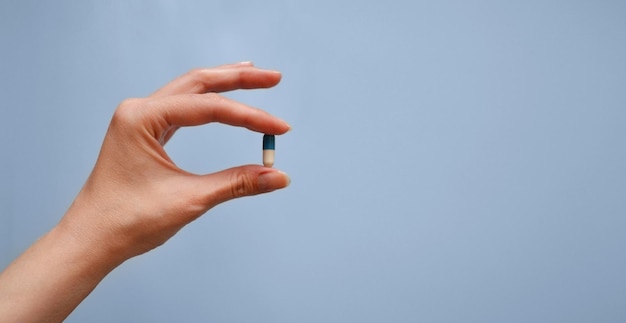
left=263, top=149, right=275, bottom=167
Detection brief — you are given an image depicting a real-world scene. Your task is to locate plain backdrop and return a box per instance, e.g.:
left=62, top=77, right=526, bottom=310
left=1, top=1, right=625, bottom=322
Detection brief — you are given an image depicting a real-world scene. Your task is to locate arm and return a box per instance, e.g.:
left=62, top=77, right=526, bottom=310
left=0, top=62, right=291, bottom=322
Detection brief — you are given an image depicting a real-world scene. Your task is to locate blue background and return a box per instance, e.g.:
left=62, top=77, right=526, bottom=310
left=1, top=1, right=625, bottom=322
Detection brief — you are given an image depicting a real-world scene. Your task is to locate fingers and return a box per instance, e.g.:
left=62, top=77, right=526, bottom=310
left=148, top=93, right=291, bottom=135
left=150, top=62, right=282, bottom=97
left=195, top=165, right=290, bottom=208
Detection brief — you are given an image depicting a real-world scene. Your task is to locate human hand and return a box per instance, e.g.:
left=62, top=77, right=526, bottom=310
left=0, top=62, right=292, bottom=322
left=61, top=62, right=291, bottom=262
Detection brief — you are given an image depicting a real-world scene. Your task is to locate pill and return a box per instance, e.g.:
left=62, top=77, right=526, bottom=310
left=263, top=134, right=275, bottom=167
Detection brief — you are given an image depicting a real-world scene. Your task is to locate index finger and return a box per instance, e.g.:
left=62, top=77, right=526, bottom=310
left=146, top=93, right=291, bottom=136
left=150, top=63, right=282, bottom=98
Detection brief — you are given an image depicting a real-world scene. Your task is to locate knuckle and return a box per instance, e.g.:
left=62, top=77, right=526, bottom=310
left=112, top=98, right=143, bottom=124
left=186, top=68, right=211, bottom=92
left=186, top=67, right=205, bottom=77
left=187, top=68, right=206, bottom=82
left=230, top=172, right=257, bottom=198
left=234, top=69, right=247, bottom=87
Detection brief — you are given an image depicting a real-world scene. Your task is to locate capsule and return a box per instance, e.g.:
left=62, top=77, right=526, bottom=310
left=262, top=134, right=275, bottom=167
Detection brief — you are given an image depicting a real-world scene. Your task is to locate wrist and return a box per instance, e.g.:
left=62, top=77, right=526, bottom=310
left=57, top=199, right=133, bottom=269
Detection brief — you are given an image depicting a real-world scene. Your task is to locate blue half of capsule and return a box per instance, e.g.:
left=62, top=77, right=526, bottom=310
left=263, top=134, right=275, bottom=150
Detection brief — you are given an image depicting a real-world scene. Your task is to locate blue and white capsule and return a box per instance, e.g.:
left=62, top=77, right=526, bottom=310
left=263, top=134, right=275, bottom=167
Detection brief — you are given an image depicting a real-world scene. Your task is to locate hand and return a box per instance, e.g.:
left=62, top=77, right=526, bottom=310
left=63, top=62, right=291, bottom=260
left=0, top=62, right=290, bottom=322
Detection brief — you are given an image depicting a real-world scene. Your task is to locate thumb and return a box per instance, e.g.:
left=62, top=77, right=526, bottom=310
left=199, top=165, right=291, bottom=207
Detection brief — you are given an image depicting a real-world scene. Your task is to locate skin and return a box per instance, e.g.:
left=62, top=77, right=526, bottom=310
left=0, top=62, right=291, bottom=322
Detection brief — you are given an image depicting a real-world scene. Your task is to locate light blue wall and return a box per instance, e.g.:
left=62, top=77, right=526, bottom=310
left=1, top=1, right=625, bottom=322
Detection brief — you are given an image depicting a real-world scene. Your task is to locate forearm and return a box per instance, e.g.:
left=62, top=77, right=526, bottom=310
left=0, top=216, right=123, bottom=322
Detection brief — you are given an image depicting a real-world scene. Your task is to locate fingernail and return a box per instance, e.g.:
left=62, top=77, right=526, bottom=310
left=239, top=61, right=254, bottom=66
left=258, top=170, right=290, bottom=192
